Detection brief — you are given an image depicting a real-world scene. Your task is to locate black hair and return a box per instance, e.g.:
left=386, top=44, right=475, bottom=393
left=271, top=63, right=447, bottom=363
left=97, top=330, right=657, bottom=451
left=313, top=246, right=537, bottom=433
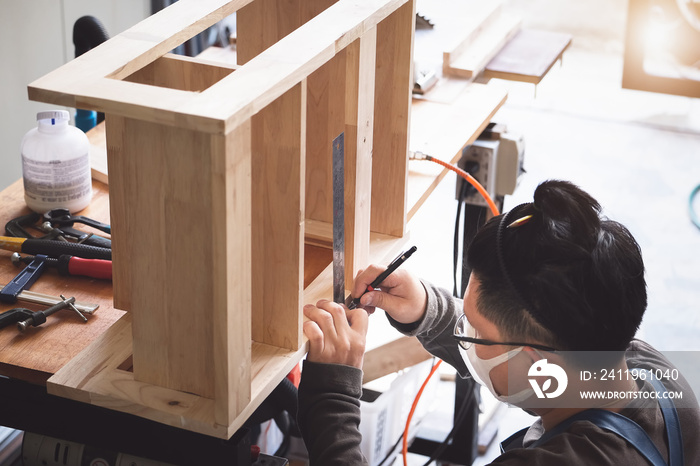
left=466, top=180, right=647, bottom=351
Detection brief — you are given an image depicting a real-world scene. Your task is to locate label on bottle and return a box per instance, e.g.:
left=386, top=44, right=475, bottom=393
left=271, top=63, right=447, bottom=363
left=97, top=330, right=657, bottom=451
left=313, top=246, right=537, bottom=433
left=22, top=153, right=92, bottom=204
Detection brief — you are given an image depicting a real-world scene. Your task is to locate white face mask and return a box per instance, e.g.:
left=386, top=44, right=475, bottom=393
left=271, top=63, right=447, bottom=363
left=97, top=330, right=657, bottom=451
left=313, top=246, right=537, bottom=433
left=459, top=344, right=534, bottom=406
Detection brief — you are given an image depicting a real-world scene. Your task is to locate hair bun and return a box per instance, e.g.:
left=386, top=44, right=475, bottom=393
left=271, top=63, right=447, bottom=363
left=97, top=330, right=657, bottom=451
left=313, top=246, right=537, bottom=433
left=533, top=180, right=601, bottom=245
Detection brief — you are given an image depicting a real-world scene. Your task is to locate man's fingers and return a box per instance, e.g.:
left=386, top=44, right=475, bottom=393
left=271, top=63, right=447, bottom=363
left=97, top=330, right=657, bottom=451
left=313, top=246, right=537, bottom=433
left=304, top=303, right=338, bottom=338
left=346, top=307, right=369, bottom=336
left=352, top=264, right=385, bottom=297
left=303, top=320, right=325, bottom=358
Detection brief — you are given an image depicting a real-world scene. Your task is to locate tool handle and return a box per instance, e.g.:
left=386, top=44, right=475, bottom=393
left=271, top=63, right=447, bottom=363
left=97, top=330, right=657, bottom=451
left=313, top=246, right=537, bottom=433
left=22, top=239, right=111, bottom=260
left=77, top=217, right=111, bottom=234
left=58, top=255, right=112, bottom=280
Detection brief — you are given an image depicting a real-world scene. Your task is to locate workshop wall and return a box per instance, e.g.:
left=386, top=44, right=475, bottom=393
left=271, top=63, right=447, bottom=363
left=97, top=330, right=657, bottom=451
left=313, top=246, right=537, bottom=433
left=0, top=0, right=149, bottom=193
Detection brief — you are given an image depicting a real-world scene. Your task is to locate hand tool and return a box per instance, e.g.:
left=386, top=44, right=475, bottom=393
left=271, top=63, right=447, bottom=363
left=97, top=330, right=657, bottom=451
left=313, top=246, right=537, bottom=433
left=0, top=236, right=111, bottom=260
left=0, top=296, right=86, bottom=331
left=44, top=208, right=111, bottom=234
left=6, top=212, right=110, bottom=248
left=11, top=252, right=112, bottom=280
left=0, top=255, right=47, bottom=304
left=14, top=295, right=86, bottom=332
left=5, top=212, right=66, bottom=242
left=345, top=245, right=418, bottom=310
left=0, top=284, right=98, bottom=314
left=332, top=132, right=345, bottom=304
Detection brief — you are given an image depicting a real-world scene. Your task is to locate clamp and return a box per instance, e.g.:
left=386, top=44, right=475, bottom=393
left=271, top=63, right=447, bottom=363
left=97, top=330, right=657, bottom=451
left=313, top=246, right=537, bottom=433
left=0, top=295, right=88, bottom=332
left=0, top=254, right=47, bottom=304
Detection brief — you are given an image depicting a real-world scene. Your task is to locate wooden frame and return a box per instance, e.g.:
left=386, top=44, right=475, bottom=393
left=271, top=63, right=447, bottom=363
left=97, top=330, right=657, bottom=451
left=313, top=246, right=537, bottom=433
left=29, top=0, right=415, bottom=438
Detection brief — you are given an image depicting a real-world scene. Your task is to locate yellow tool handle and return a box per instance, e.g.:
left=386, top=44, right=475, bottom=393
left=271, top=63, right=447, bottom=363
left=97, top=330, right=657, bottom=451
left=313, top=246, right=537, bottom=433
left=0, top=237, right=25, bottom=253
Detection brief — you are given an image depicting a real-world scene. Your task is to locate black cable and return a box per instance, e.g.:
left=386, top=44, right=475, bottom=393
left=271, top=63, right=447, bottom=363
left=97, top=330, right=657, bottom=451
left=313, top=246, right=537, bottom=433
left=453, top=180, right=471, bottom=298
left=376, top=432, right=404, bottom=466
left=420, top=381, right=477, bottom=466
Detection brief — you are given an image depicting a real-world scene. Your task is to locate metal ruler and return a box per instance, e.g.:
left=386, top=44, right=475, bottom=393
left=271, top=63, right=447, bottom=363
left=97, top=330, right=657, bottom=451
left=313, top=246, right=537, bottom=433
left=332, top=132, right=345, bottom=304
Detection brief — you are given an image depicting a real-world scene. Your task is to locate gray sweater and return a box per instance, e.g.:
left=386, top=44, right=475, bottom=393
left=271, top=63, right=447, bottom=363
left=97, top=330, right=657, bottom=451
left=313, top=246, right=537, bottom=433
left=297, top=282, right=700, bottom=465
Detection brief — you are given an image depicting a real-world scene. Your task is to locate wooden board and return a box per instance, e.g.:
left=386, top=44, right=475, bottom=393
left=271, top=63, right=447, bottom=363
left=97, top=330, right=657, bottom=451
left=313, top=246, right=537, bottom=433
left=440, top=2, right=502, bottom=72
left=483, top=29, right=572, bottom=84
left=362, top=336, right=431, bottom=384
left=443, top=13, right=522, bottom=79
left=251, top=84, right=306, bottom=350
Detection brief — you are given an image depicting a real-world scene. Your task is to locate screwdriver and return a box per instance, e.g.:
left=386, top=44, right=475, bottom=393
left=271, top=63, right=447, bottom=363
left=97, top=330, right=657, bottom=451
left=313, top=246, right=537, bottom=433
left=0, top=236, right=111, bottom=260
left=11, top=253, right=112, bottom=280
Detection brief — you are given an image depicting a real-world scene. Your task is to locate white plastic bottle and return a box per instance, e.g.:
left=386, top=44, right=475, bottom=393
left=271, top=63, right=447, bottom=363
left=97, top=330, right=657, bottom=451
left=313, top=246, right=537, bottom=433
left=21, top=110, right=92, bottom=213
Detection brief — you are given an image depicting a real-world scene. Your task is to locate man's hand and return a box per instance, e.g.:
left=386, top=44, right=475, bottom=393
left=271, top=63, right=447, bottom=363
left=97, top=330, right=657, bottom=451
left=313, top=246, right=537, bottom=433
left=303, top=299, right=368, bottom=369
left=351, top=266, right=427, bottom=324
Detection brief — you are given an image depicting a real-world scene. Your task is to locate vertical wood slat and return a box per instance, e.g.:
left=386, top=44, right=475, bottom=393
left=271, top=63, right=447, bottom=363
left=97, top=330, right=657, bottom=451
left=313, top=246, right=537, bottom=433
left=105, top=116, right=130, bottom=312
left=251, top=83, right=306, bottom=350
left=213, top=120, right=253, bottom=426
left=371, top=0, right=415, bottom=237
left=304, top=53, right=346, bottom=225
left=108, top=116, right=220, bottom=398
left=343, top=29, right=377, bottom=284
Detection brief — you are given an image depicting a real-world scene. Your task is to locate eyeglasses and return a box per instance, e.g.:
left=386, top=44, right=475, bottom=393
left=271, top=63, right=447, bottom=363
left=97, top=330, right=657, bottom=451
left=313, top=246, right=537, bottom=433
left=453, top=313, right=557, bottom=352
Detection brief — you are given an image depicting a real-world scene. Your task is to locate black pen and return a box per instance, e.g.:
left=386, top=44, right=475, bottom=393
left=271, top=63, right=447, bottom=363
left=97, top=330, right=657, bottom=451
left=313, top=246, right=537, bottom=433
left=346, top=245, right=417, bottom=309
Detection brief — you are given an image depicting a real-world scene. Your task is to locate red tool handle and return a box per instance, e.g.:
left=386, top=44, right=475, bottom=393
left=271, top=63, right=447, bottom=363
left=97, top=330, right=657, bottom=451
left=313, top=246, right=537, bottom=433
left=57, top=255, right=112, bottom=280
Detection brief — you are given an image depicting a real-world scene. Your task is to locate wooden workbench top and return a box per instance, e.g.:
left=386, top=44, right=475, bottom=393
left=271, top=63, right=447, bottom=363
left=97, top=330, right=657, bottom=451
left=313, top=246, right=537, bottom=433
left=0, top=179, right=124, bottom=385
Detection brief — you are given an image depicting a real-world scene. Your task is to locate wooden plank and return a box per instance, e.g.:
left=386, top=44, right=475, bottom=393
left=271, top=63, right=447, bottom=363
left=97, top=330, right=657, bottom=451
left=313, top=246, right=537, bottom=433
left=107, top=116, right=220, bottom=398
left=407, top=83, right=507, bottom=220
left=251, top=83, right=305, bottom=351
left=370, top=0, right=415, bottom=237
left=362, top=336, right=431, bottom=384
left=87, top=121, right=109, bottom=184
left=441, top=3, right=502, bottom=71
left=483, top=29, right=572, bottom=84
left=104, top=116, right=130, bottom=311
left=211, top=120, right=253, bottom=427
left=305, top=53, right=346, bottom=224
left=343, top=30, right=376, bottom=286
left=443, top=13, right=522, bottom=79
